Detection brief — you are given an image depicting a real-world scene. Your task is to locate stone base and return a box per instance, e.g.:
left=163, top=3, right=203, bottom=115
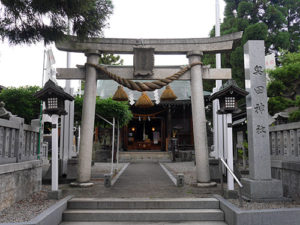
left=70, top=182, right=94, bottom=188
left=224, top=189, right=238, bottom=199
left=197, top=181, right=217, bottom=188
left=48, top=190, right=62, bottom=200
left=241, top=178, right=283, bottom=201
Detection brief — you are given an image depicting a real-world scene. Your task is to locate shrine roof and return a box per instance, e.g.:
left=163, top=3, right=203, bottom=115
left=96, top=80, right=210, bottom=104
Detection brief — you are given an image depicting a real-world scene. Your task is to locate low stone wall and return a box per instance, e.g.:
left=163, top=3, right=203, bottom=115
left=271, top=160, right=300, bottom=200
left=0, top=160, right=42, bottom=211
left=216, top=195, right=300, bottom=225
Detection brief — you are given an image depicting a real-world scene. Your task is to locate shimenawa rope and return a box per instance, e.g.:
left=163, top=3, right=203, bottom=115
left=86, top=61, right=202, bottom=92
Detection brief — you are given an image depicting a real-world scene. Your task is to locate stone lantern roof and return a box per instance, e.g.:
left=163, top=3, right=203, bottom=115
left=34, top=79, right=74, bottom=101
left=209, top=80, right=248, bottom=102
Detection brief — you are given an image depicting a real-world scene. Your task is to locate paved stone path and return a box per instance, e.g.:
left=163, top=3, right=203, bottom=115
left=113, top=162, right=174, bottom=193
left=60, top=162, right=221, bottom=198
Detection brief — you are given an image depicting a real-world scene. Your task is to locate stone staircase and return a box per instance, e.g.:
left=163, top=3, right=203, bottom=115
left=60, top=198, right=227, bottom=225
left=119, top=151, right=172, bottom=162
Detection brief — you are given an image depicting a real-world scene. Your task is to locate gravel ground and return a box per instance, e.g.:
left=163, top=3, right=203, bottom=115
left=163, top=161, right=197, bottom=185
left=163, top=161, right=300, bottom=210
left=0, top=185, right=57, bottom=223
left=228, top=198, right=300, bottom=210
left=0, top=163, right=126, bottom=223
left=91, top=162, right=126, bottom=178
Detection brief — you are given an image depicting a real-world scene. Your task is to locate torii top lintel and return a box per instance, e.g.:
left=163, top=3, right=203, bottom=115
left=55, top=32, right=243, bottom=55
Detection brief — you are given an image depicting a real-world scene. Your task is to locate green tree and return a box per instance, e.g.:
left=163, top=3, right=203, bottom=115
left=80, top=53, right=123, bottom=91
left=74, top=97, right=132, bottom=128
left=99, top=53, right=124, bottom=65
left=0, top=86, right=40, bottom=123
left=205, top=0, right=299, bottom=89
left=0, top=0, right=113, bottom=44
left=267, top=49, right=300, bottom=121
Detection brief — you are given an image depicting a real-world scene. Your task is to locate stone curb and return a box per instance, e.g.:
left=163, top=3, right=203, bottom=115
left=214, top=195, right=300, bottom=225
left=111, top=163, right=130, bottom=186
left=159, top=163, right=184, bottom=187
left=104, top=163, right=130, bottom=188
left=0, top=195, right=73, bottom=225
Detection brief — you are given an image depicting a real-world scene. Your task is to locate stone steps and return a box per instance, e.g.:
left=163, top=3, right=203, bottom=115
left=62, top=198, right=226, bottom=224
left=63, top=209, right=224, bottom=222
left=60, top=222, right=228, bottom=225
left=67, top=198, right=220, bottom=209
left=119, top=152, right=171, bottom=162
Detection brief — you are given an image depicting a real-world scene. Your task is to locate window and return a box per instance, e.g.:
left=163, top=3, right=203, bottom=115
left=225, top=97, right=235, bottom=109
left=48, top=97, right=58, bottom=109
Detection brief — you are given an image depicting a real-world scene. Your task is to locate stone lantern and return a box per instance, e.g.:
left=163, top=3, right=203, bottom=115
left=34, top=79, right=74, bottom=199
left=209, top=80, right=248, bottom=192
left=34, top=79, right=74, bottom=115
left=209, top=80, right=248, bottom=115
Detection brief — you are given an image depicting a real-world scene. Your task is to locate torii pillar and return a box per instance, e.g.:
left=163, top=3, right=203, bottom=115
left=187, top=51, right=210, bottom=183
left=77, top=50, right=100, bottom=183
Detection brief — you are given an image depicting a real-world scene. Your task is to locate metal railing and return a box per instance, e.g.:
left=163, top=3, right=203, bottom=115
left=219, top=157, right=243, bottom=207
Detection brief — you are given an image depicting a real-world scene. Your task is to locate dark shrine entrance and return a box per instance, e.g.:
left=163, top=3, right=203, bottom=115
left=125, top=117, right=164, bottom=151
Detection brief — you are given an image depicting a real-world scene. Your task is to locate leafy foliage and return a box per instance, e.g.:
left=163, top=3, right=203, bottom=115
left=0, top=0, right=113, bottom=44
left=99, top=53, right=124, bottom=65
left=74, top=97, right=132, bottom=128
left=267, top=50, right=300, bottom=120
left=204, top=0, right=300, bottom=90
left=0, top=86, right=40, bottom=123
left=80, top=53, right=123, bottom=91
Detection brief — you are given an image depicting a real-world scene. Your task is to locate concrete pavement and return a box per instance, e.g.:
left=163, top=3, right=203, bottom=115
left=60, top=162, right=221, bottom=198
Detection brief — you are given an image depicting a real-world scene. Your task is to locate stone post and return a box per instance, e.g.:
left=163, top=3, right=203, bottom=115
left=77, top=50, right=100, bottom=183
left=242, top=40, right=282, bottom=200
left=48, top=114, right=62, bottom=199
left=187, top=51, right=211, bottom=183
left=51, top=115, right=59, bottom=191
left=226, top=113, right=234, bottom=190
left=14, top=117, right=25, bottom=162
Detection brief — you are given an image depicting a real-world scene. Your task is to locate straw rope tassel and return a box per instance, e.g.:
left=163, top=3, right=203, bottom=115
left=112, top=85, right=129, bottom=101
left=160, top=85, right=177, bottom=101
left=135, top=92, right=154, bottom=108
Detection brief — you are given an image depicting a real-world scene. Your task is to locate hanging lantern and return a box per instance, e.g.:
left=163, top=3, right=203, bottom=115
left=135, top=92, right=154, bottom=108
left=160, top=85, right=177, bottom=101
left=112, top=85, right=129, bottom=101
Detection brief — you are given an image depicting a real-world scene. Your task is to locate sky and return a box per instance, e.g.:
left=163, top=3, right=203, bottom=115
left=0, top=0, right=225, bottom=89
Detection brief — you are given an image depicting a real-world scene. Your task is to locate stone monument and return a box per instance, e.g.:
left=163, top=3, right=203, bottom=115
left=242, top=40, right=283, bottom=200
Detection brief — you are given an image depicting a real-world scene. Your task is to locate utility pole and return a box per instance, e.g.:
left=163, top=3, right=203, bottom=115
left=212, top=0, right=224, bottom=160
left=60, top=21, right=75, bottom=176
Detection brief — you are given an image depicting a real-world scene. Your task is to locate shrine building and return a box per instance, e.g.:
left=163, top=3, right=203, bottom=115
left=95, top=80, right=211, bottom=152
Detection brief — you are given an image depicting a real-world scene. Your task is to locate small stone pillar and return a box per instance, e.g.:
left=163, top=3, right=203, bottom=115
left=187, top=51, right=211, bottom=184
left=171, top=138, right=178, bottom=162
left=104, top=174, right=111, bottom=188
left=77, top=50, right=100, bottom=183
left=242, top=41, right=282, bottom=200
left=176, top=174, right=184, bottom=187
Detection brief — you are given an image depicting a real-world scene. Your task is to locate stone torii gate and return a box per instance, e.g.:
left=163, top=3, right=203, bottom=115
left=55, top=32, right=242, bottom=185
